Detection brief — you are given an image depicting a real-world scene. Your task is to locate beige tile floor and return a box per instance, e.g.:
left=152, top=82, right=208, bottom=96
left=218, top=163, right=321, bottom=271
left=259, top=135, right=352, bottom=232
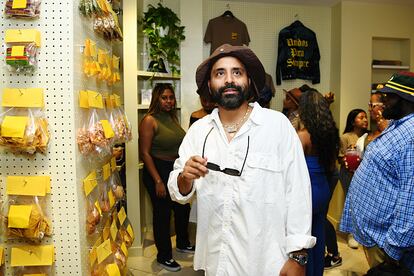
left=127, top=231, right=369, bottom=275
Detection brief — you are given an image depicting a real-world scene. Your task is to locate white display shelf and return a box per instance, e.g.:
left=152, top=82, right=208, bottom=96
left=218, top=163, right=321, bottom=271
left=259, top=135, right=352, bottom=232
left=372, top=65, right=410, bottom=70
left=137, top=70, right=181, bottom=79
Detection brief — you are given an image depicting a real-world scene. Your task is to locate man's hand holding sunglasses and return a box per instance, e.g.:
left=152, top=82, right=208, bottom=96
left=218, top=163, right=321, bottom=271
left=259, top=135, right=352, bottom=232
left=178, top=156, right=209, bottom=196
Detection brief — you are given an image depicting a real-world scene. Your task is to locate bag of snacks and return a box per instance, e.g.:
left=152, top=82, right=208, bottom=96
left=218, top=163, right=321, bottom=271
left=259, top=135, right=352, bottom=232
left=109, top=169, right=125, bottom=203
left=0, top=107, right=50, bottom=155
left=4, top=0, right=41, bottom=18
left=2, top=176, right=52, bottom=242
left=108, top=94, right=132, bottom=144
left=76, top=108, right=113, bottom=160
left=119, top=216, right=134, bottom=248
left=5, top=29, right=41, bottom=73
left=84, top=170, right=102, bottom=236
left=90, top=238, right=124, bottom=276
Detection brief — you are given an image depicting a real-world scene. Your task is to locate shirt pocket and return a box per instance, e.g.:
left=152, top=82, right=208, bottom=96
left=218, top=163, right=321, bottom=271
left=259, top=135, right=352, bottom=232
left=242, top=153, right=283, bottom=203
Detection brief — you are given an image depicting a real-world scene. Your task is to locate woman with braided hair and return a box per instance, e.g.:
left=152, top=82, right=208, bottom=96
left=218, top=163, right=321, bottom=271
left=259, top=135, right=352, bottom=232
left=297, top=88, right=340, bottom=276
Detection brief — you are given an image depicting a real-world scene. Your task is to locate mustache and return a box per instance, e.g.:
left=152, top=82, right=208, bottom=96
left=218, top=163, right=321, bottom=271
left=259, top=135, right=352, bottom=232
left=218, top=83, right=243, bottom=94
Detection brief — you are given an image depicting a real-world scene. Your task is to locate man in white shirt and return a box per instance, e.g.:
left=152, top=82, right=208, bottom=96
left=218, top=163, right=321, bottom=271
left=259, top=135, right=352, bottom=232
left=168, top=44, right=315, bottom=276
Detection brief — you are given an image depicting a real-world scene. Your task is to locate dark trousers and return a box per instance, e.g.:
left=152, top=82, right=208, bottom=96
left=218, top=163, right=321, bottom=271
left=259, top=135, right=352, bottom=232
left=143, top=157, right=191, bottom=262
left=325, top=168, right=339, bottom=256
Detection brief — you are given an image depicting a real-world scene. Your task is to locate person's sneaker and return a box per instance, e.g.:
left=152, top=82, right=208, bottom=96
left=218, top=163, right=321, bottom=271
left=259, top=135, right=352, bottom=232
left=347, top=234, right=359, bottom=249
left=157, top=259, right=181, bottom=272
left=176, top=245, right=195, bottom=254
left=324, top=254, right=342, bottom=270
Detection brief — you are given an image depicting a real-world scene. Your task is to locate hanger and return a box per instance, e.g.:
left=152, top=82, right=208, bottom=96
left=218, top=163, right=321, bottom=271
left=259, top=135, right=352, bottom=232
left=291, top=13, right=303, bottom=26
left=222, top=4, right=234, bottom=17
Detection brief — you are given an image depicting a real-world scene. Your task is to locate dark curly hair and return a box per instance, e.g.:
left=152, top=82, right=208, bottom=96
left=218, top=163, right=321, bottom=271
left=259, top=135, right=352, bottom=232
left=298, top=89, right=340, bottom=173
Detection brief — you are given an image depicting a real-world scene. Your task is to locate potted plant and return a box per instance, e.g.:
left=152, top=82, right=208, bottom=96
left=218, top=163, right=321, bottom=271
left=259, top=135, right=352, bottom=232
left=141, top=3, right=185, bottom=75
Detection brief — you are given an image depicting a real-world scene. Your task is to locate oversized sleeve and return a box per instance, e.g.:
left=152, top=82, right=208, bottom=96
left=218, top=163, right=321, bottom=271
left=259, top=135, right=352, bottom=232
left=384, top=140, right=414, bottom=260
left=281, top=120, right=316, bottom=252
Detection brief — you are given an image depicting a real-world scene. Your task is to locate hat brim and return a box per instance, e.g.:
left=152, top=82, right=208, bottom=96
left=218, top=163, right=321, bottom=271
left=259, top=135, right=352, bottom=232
left=379, top=84, right=414, bottom=103
left=196, top=44, right=265, bottom=98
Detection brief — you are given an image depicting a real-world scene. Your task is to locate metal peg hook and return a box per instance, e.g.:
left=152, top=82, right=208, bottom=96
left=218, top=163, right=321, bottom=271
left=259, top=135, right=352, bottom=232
left=226, top=3, right=230, bottom=9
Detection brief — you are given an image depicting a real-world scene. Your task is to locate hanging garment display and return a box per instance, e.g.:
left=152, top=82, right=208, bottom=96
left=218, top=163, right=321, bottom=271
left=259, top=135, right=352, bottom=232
left=276, top=20, right=320, bottom=85
left=204, top=11, right=250, bottom=54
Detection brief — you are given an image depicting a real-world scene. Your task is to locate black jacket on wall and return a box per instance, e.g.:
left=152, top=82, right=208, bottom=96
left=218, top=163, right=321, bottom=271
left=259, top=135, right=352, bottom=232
left=276, top=20, right=320, bottom=85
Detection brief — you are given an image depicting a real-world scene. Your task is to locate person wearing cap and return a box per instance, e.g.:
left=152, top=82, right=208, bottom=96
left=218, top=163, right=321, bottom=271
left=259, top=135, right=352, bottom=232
left=340, top=71, right=414, bottom=275
left=167, top=44, right=315, bottom=275
left=282, top=85, right=311, bottom=131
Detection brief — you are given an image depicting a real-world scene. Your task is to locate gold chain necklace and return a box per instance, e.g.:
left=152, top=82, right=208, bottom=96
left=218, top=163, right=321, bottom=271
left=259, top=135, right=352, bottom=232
left=222, top=106, right=251, bottom=134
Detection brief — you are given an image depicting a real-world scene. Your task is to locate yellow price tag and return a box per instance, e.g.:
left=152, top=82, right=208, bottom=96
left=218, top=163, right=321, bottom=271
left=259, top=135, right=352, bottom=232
left=10, top=245, right=54, bottom=267
left=6, top=176, right=49, bottom=196
left=121, top=242, right=128, bottom=258
left=83, top=171, right=98, bottom=197
left=1, top=116, right=28, bottom=138
left=100, top=120, right=115, bottom=139
left=110, top=219, right=118, bottom=241
left=87, top=90, right=104, bottom=109
left=96, top=239, right=112, bottom=264
left=8, top=205, right=32, bottom=228
left=2, top=88, right=44, bottom=108
left=94, top=201, right=102, bottom=216
left=127, top=224, right=134, bottom=240
left=108, top=190, right=115, bottom=208
left=118, top=207, right=127, bottom=225
left=79, top=90, right=89, bottom=108
left=12, top=0, right=27, bottom=9
left=106, top=263, right=121, bottom=276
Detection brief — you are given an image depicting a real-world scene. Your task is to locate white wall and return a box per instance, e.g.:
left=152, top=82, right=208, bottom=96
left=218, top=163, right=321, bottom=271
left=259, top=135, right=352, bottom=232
left=198, top=1, right=332, bottom=116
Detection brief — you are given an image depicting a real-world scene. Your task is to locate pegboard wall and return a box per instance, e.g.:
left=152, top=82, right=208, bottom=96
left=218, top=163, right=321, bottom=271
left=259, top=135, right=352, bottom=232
left=0, top=0, right=85, bottom=274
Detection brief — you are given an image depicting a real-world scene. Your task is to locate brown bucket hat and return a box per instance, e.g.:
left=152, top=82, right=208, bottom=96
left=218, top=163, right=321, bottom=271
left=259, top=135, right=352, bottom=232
left=195, top=44, right=266, bottom=98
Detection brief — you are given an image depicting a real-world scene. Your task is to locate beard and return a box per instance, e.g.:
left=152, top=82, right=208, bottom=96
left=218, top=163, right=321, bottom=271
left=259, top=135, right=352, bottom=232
left=382, top=98, right=403, bottom=120
left=210, top=83, right=250, bottom=110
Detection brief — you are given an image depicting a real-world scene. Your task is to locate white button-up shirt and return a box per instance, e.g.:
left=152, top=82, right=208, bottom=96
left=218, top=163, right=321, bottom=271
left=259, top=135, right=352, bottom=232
left=168, top=103, right=315, bottom=276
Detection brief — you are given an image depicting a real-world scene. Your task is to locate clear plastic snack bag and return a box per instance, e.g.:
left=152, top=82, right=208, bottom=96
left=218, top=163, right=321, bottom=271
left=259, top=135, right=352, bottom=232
left=109, top=169, right=125, bottom=202
left=2, top=195, right=52, bottom=241
left=109, top=107, right=132, bottom=144
left=5, top=29, right=41, bottom=73
left=0, top=107, right=50, bottom=155
left=4, top=0, right=41, bottom=18
left=90, top=238, right=123, bottom=276
left=84, top=170, right=102, bottom=236
left=77, top=108, right=113, bottom=160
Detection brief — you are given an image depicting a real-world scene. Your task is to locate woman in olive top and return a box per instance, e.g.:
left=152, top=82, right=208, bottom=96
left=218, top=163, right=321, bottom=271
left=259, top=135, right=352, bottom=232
left=139, top=83, right=194, bottom=272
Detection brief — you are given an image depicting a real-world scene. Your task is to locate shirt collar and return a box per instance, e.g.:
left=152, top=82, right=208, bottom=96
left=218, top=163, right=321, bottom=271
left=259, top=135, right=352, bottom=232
left=379, top=112, right=414, bottom=136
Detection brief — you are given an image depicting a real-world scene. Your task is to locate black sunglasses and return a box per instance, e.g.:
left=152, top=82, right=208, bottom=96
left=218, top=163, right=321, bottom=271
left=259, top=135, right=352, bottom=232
left=202, top=127, right=249, bottom=176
